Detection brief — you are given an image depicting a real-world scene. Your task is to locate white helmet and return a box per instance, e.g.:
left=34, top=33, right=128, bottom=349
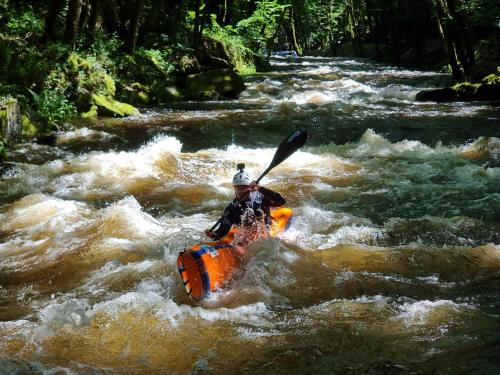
left=232, top=163, right=252, bottom=186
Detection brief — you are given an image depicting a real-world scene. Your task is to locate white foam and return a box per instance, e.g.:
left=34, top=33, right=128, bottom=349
left=91, top=292, right=273, bottom=327
left=284, top=205, right=377, bottom=249
left=396, top=299, right=465, bottom=327
left=56, top=127, right=114, bottom=144
left=96, top=196, right=165, bottom=241
left=1, top=194, right=89, bottom=234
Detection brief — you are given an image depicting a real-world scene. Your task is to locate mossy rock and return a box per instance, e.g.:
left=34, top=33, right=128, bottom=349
left=183, top=69, right=246, bottom=100
left=197, top=38, right=234, bottom=69
left=178, top=55, right=201, bottom=75
left=21, top=114, right=41, bottom=137
left=118, top=82, right=152, bottom=106
left=482, top=73, right=500, bottom=85
left=416, top=82, right=500, bottom=102
left=80, top=104, right=98, bottom=118
left=452, top=82, right=481, bottom=101
left=152, top=83, right=183, bottom=104
left=90, top=94, right=139, bottom=117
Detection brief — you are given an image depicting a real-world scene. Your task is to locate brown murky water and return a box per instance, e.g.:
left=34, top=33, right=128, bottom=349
left=1, top=57, right=500, bottom=374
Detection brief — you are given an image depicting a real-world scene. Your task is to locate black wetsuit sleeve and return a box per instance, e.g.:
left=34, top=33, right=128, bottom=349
left=213, top=201, right=240, bottom=239
left=259, top=187, right=286, bottom=207
left=213, top=216, right=232, bottom=240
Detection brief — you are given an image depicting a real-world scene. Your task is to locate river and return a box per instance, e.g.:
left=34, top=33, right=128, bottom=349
left=1, top=56, right=500, bottom=374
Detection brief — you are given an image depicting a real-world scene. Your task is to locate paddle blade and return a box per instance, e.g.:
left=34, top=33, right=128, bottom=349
left=270, top=128, right=308, bottom=168
left=255, top=128, right=308, bottom=183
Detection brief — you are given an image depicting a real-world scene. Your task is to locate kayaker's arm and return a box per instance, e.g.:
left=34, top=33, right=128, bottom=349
left=212, top=216, right=232, bottom=239
left=259, top=186, right=286, bottom=207
left=206, top=201, right=238, bottom=240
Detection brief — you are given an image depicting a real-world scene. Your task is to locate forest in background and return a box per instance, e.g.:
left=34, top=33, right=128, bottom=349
left=1, top=0, right=500, bottom=158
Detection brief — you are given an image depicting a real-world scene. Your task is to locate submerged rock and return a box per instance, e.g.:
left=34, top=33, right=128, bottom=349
left=183, top=68, right=246, bottom=100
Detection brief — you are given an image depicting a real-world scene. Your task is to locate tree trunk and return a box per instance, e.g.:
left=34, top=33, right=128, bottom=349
left=347, top=0, right=363, bottom=56
left=222, top=0, right=231, bottom=24
left=198, top=0, right=214, bottom=45
left=145, top=0, right=163, bottom=32
left=79, top=0, right=91, bottom=31
left=410, top=0, right=423, bottom=59
left=65, top=0, right=84, bottom=48
left=447, top=0, right=475, bottom=66
left=192, top=0, right=202, bottom=48
left=100, top=0, right=120, bottom=34
left=432, top=0, right=464, bottom=80
left=123, top=0, right=144, bottom=53
left=267, top=7, right=287, bottom=57
left=87, top=0, right=99, bottom=44
left=388, top=2, right=401, bottom=62
left=289, top=8, right=302, bottom=55
left=43, top=0, right=65, bottom=42
left=497, top=27, right=500, bottom=58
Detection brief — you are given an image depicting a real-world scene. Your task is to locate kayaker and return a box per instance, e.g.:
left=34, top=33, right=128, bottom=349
left=204, top=163, right=286, bottom=242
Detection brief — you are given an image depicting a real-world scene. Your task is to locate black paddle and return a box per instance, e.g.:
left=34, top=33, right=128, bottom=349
left=209, top=128, right=308, bottom=232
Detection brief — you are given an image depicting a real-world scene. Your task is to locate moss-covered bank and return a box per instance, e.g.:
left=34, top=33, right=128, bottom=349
left=416, top=70, right=500, bottom=102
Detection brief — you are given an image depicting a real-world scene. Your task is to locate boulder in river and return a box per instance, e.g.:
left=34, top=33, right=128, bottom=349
left=183, top=68, right=246, bottom=100
left=83, top=94, right=140, bottom=118
left=416, top=81, right=500, bottom=102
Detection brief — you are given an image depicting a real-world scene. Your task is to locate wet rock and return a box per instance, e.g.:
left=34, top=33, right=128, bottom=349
left=36, top=133, right=58, bottom=146
left=416, top=82, right=500, bottom=102
left=183, top=68, right=246, bottom=100
left=415, top=87, right=457, bottom=102
left=152, top=84, right=183, bottom=104
left=475, top=83, right=500, bottom=101
left=0, top=161, right=16, bottom=175
left=196, top=37, right=235, bottom=71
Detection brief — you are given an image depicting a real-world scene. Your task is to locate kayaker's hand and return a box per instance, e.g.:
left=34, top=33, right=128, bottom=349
left=249, top=181, right=260, bottom=192
left=204, top=229, right=217, bottom=239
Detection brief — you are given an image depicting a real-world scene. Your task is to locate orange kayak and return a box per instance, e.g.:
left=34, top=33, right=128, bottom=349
left=177, top=207, right=293, bottom=300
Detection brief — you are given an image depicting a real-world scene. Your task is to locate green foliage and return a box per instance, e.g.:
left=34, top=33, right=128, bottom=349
left=118, top=48, right=175, bottom=85
left=206, top=16, right=256, bottom=73
left=236, top=0, right=288, bottom=51
left=28, top=89, right=77, bottom=125
left=458, top=0, right=500, bottom=27
left=5, top=9, right=43, bottom=36
left=45, top=53, right=118, bottom=103
left=88, top=32, right=122, bottom=68
left=296, top=0, right=347, bottom=51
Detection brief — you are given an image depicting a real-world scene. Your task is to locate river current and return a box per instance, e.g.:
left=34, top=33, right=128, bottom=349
left=1, top=56, right=500, bottom=374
